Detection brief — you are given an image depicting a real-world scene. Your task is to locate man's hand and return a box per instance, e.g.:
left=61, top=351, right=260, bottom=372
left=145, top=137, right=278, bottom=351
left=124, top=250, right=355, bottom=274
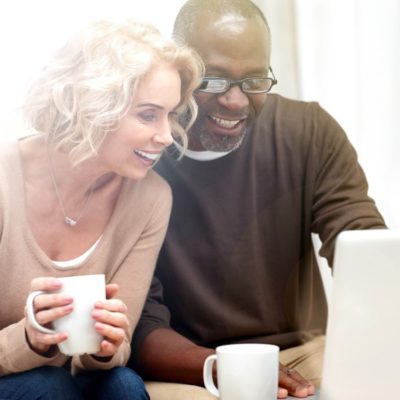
left=278, top=363, right=315, bottom=398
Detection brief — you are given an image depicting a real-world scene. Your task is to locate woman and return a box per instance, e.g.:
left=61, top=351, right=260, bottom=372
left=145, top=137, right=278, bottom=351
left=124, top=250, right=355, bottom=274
left=0, top=19, right=203, bottom=399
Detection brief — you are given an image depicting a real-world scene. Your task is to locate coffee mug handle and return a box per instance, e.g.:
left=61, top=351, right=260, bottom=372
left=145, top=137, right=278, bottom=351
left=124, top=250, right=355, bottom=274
left=26, top=290, right=56, bottom=334
left=203, top=354, right=219, bottom=397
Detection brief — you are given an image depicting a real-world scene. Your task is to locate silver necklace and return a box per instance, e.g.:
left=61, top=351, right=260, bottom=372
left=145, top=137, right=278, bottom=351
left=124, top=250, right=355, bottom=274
left=47, top=152, right=94, bottom=227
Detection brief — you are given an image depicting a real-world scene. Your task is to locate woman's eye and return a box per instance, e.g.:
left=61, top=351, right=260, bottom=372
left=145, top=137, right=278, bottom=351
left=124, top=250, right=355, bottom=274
left=169, top=111, right=178, bottom=120
left=139, top=112, right=156, bottom=122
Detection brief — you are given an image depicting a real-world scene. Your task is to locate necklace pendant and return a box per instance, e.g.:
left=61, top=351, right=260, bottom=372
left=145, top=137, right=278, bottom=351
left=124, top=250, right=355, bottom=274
left=64, top=216, right=77, bottom=227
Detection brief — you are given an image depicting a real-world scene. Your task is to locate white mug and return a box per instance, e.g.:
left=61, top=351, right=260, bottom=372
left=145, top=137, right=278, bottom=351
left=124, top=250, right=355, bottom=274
left=203, top=343, right=279, bottom=400
left=26, top=274, right=106, bottom=356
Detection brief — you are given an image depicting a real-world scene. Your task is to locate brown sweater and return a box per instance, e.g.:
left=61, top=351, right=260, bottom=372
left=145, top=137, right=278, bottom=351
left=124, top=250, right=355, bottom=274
left=0, top=139, right=171, bottom=376
left=132, top=94, right=386, bottom=357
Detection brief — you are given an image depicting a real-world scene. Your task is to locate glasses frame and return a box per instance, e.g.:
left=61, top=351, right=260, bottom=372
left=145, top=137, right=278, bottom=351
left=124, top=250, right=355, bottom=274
left=197, top=67, right=278, bottom=94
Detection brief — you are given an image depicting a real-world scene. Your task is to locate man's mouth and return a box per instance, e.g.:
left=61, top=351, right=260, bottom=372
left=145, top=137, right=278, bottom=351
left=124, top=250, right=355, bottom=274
left=209, top=116, right=244, bottom=129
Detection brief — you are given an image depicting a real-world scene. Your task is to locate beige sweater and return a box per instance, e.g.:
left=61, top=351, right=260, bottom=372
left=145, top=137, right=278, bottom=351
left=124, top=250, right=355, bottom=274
left=0, top=139, right=172, bottom=376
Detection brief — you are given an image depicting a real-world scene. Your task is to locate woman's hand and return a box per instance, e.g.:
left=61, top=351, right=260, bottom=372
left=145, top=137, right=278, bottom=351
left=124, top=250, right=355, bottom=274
left=91, top=283, right=130, bottom=358
left=24, top=277, right=73, bottom=355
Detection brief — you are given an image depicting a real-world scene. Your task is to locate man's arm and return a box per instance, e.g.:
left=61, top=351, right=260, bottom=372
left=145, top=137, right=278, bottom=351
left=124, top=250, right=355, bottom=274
left=129, top=276, right=214, bottom=384
left=136, top=327, right=214, bottom=385
left=136, top=327, right=314, bottom=398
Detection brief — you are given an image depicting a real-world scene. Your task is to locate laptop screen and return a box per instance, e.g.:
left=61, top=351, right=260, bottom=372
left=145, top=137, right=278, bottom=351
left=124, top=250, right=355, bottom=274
left=320, top=229, right=400, bottom=400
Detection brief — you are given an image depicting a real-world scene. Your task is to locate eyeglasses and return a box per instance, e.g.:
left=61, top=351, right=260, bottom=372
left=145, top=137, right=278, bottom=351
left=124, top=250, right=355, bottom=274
left=197, top=67, right=278, bottom=94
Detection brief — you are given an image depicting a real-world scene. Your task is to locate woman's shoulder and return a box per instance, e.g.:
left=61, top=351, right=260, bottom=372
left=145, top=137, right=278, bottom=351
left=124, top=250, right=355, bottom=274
left=143, top=168, right=172, bottom=193
left=114, top=170, right=172, bottom=231
left=122, top=169, right=172, bottom=206
left=134, top=169, right=172, bottom=203
left=0, top=139, right=20, bottom=184
left=0, top=137, right=18, bottom=160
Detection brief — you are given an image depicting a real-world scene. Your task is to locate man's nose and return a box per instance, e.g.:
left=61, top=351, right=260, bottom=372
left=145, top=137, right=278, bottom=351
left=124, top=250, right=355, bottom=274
left=217, top=85, right=250, bottom=111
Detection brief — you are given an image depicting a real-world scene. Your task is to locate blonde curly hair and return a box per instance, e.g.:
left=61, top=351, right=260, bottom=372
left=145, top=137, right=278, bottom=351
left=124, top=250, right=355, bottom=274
left=24, top=19, right=204, bottom=165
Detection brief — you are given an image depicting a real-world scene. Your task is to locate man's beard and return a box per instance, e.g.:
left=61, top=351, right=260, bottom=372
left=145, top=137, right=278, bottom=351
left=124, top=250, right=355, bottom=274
left=187, top=110, right=250, bottom=152
left=196, top=127, right=247, bottom=152
left=180, top=105, right=252, bottom=152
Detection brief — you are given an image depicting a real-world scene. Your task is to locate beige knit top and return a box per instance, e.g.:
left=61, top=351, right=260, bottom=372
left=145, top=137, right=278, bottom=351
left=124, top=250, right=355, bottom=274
left=0, top=139, right=172, bottom=376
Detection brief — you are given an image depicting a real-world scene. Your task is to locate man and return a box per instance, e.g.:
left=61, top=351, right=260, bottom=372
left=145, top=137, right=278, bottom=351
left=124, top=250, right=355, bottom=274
left=128, top=0, right=386, bottom=398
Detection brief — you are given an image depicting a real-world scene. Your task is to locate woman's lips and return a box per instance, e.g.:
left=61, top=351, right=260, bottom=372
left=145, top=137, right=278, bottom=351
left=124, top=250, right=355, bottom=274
left=133, top=149, right=161, bottom=166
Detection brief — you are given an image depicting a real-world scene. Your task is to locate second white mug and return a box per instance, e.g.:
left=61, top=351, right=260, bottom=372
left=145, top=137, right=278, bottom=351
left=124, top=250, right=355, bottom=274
left=26, top=274, right=106, bottom=356
left=203, top=343, right=279, bottom=400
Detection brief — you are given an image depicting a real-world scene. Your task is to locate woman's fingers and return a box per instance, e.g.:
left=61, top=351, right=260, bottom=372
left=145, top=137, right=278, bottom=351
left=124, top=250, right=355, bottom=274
left=92, top=299, right=130, bottom=332
left=32, top=330, right=68, bottom=346
left=93, top=323, right=126, bottom=357
left=34, top=302, right=74, bottom=327
left=95, top=298, right=127, bottom=314
left=24, top=277, right=73, bottom=354
left=105, top=283, right=119, bottom=299
left=32, top=292, right=73, bottom=312
left=28, top=291, right=73, bottom=327
left=30, top=277, right=62, bottom=292
left=28, top=277, right=73, bottom=326
left=24, top=318, right=68, bottom=354
left=95, top=321, right=126, bottom=342
left=91, top=296, right=130, bottom=357
left=26, top=279, right=128, bottom=358
left=96, top=338, right=119, bottom=357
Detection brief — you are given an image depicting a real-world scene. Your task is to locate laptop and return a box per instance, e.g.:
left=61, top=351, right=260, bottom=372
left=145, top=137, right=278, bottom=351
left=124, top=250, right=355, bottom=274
left=317, top=229, right=400, bottom=400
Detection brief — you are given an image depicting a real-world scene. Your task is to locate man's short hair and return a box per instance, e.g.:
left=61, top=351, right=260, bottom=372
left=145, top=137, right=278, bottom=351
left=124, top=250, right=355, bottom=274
left=173, top=0, right=270, bottom=43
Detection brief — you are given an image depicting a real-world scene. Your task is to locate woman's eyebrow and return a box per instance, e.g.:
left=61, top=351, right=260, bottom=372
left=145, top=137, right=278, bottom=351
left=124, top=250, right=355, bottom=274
left=134, top=103, right=164, bottom=109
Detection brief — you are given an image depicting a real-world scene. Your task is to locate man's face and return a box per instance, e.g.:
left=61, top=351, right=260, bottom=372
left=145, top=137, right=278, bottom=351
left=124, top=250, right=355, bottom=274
left=187, top=14, right=271, bottom=152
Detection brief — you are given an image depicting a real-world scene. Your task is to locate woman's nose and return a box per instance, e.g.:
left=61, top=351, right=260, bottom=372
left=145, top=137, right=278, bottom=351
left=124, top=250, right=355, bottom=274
left=153, top=119, right=174, bottom=146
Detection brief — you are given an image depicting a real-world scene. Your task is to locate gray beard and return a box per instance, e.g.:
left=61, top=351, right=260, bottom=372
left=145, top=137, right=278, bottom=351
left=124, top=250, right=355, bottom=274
left=197, top=128, right=247, bottom=152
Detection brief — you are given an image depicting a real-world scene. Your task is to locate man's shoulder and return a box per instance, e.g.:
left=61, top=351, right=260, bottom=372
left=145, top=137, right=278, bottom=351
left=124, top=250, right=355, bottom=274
left=255, top=94, right=340, bottom=142
left=260, top=93, right=321, bottom=119
left=252, top=94, right=321, bottom=139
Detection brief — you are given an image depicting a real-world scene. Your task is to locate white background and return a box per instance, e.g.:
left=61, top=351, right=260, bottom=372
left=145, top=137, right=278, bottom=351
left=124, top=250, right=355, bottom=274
left=1, top=0, right=398, bottom=230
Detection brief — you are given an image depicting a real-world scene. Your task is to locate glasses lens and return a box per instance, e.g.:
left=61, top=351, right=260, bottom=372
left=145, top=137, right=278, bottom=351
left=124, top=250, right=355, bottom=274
left=199, top=79, right=228, bottom=93
left=242, top=78, right=272, bottom=93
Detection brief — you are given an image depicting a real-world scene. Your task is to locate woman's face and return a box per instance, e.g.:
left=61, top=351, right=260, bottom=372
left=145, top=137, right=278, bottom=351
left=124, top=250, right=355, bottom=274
left=97, top=62, right=181, bottom=180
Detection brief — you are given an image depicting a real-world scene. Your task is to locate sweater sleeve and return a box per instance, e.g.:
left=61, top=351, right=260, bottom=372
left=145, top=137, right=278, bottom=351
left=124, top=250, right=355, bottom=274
left=71, top=179, right=172, bottom=373
left=309, top=104, right=386, bottom=265
left=1, top=148, right=70, bottom=376
left=0, top=319, right=68, bottom=376
left=132, top=275, right=172, bottom=338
